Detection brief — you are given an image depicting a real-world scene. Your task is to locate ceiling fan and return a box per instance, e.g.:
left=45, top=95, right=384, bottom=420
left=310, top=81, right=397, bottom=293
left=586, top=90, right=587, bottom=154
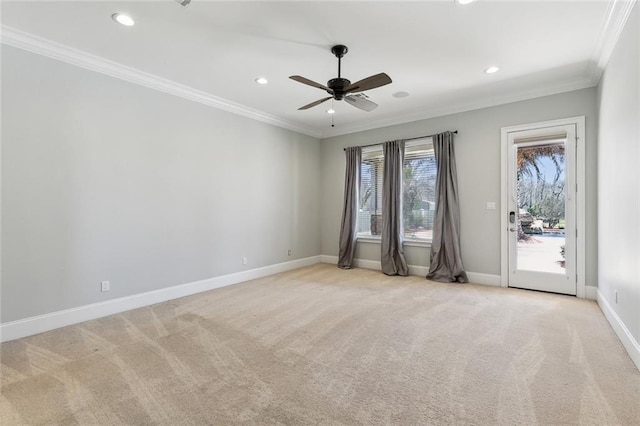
left=290, top=45, right=392, bottom=112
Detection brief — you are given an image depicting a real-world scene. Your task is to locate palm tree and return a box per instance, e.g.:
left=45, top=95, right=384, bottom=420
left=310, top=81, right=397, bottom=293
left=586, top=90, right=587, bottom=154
left=517, top=144, right=564, bottom=180
left=516, top=144, right=564, bottom=241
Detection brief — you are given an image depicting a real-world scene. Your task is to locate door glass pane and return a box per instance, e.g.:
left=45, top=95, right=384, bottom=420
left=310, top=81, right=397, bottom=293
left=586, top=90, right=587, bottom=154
left=516, top=142, right=566, bottom=274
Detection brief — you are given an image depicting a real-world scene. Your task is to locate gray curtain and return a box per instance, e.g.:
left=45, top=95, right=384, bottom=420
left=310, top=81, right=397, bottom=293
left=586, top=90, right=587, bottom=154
left=427, top=131, right=468, bottom=283
left=381, top=140, right=409, bottom=276
left=338, top=147, right=361, bottom=269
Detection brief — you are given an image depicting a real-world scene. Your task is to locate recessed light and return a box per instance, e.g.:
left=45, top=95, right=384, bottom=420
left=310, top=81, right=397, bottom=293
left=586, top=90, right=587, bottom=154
left=485, top=66, right=500, bottom=74
left=254, top=77, right=268, bottom=85
left=456, top=0, right=476, bottom=5
left=392, top=91, right=410, bottom=98
left=326, top=109, right=336, bottom=114
left=112, top=13, right=135, bottom=27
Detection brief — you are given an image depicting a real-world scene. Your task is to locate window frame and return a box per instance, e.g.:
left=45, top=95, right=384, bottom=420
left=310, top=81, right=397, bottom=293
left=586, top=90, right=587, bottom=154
left=356, top=138, right=436, bottom=247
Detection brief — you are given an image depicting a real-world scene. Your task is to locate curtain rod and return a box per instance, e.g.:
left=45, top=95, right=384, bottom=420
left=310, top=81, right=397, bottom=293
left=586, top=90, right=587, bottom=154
left=343, top=130, right=458, bottom=151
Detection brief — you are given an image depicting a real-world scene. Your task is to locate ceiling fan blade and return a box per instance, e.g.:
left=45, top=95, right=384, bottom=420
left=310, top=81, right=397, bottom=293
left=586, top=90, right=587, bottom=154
left=345, top=95, right=378, bottom=112
left=290, top=75, right=331, bottom=92
left=298, top=96, right=333, bottom=110
left=345, top=73, right=392, bottom=93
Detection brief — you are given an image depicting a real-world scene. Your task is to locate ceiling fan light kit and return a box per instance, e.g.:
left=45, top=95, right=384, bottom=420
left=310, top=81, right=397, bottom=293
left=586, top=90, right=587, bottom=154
left=290, top=44, right=392, bottom=112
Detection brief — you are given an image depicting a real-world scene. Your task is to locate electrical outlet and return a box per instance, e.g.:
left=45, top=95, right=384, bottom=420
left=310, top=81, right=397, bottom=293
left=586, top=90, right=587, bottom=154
left=242, top=257, right=248, bottom=266
left=288, top=249, right=292, bottom=256
left=614, top=290, right=618, bottom=304
left=101, top=281, right=110, bottom=292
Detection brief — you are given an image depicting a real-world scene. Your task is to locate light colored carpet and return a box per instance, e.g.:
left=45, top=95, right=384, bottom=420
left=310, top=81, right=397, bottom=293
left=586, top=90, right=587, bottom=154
left=1, top=263, right=639, bottom=425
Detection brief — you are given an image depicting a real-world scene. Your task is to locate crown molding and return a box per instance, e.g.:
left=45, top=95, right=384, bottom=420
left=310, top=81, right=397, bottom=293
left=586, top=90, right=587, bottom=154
left=320, top=75, right=596, bottom=139
left=588, top=0, right=637, bottom=85
left=0, top=25, right=322, bottom=139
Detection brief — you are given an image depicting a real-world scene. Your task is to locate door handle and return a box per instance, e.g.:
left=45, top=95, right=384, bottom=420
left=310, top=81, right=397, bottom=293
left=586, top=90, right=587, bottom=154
left=509, top=227, right=517, bottom=232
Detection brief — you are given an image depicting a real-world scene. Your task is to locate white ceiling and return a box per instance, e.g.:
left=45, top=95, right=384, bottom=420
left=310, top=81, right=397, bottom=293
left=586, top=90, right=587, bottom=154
left=0, top=1, right=630, bottom=138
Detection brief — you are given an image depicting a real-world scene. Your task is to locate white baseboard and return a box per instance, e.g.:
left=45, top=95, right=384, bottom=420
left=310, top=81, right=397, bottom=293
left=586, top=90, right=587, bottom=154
left=0, top=256, right=321, bottom=343
left=319, top=255, right=339, bottom=264
left=585, top=285, right=598, bottom=300
left=596, top=289, right=640, bottom=371
left=408, top=264, right=429, bottom=276
left=320, top=255, right=501, bottom=286
left=355, top=258, right=382, bottom=271
left=466, top=272, right=501, bottom=287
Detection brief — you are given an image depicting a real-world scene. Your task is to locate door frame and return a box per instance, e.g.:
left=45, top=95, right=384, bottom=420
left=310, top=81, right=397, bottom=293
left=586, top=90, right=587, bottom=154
left=500, top=116, right=586, bottom=298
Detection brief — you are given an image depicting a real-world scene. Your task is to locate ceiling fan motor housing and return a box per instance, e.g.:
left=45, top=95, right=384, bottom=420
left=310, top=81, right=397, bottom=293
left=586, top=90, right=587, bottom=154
left=331, top=45, right=348, bottom=58
left=328, top=78, right=351, bottom=100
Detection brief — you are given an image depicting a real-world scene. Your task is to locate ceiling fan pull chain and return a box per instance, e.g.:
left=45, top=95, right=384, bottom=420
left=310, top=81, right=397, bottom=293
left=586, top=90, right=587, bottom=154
left=331, top=99, right=335, bottom=127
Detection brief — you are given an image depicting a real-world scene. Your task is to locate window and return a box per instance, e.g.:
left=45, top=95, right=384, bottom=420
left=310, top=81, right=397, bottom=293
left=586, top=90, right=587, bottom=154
left=403, top=141, right=437, bottom=241
left=358, top=147, right=384, bottom=237
left=357, top=139, right=437, bottom=242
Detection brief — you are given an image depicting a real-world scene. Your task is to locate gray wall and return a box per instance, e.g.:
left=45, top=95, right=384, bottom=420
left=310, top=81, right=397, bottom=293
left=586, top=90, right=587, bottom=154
left=321, top=88, right=598, bottom=283
left=0, top=44, right=607, bottom=325
left=597, top=4, right=639, bottom=343
left=1, top=46, right=321, bottom=323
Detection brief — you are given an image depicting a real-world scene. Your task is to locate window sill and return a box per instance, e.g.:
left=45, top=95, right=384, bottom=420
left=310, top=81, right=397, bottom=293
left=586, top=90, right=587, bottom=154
left=404, top=239, right=432, bottom=248
left=357, top=236, right=381, bottom=244
left=356, top=237, right=431, bottom=248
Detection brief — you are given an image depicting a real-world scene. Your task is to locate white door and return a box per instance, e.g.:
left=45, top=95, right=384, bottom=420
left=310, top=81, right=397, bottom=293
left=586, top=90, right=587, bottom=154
left=505, top=124, right=577, bottom=295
